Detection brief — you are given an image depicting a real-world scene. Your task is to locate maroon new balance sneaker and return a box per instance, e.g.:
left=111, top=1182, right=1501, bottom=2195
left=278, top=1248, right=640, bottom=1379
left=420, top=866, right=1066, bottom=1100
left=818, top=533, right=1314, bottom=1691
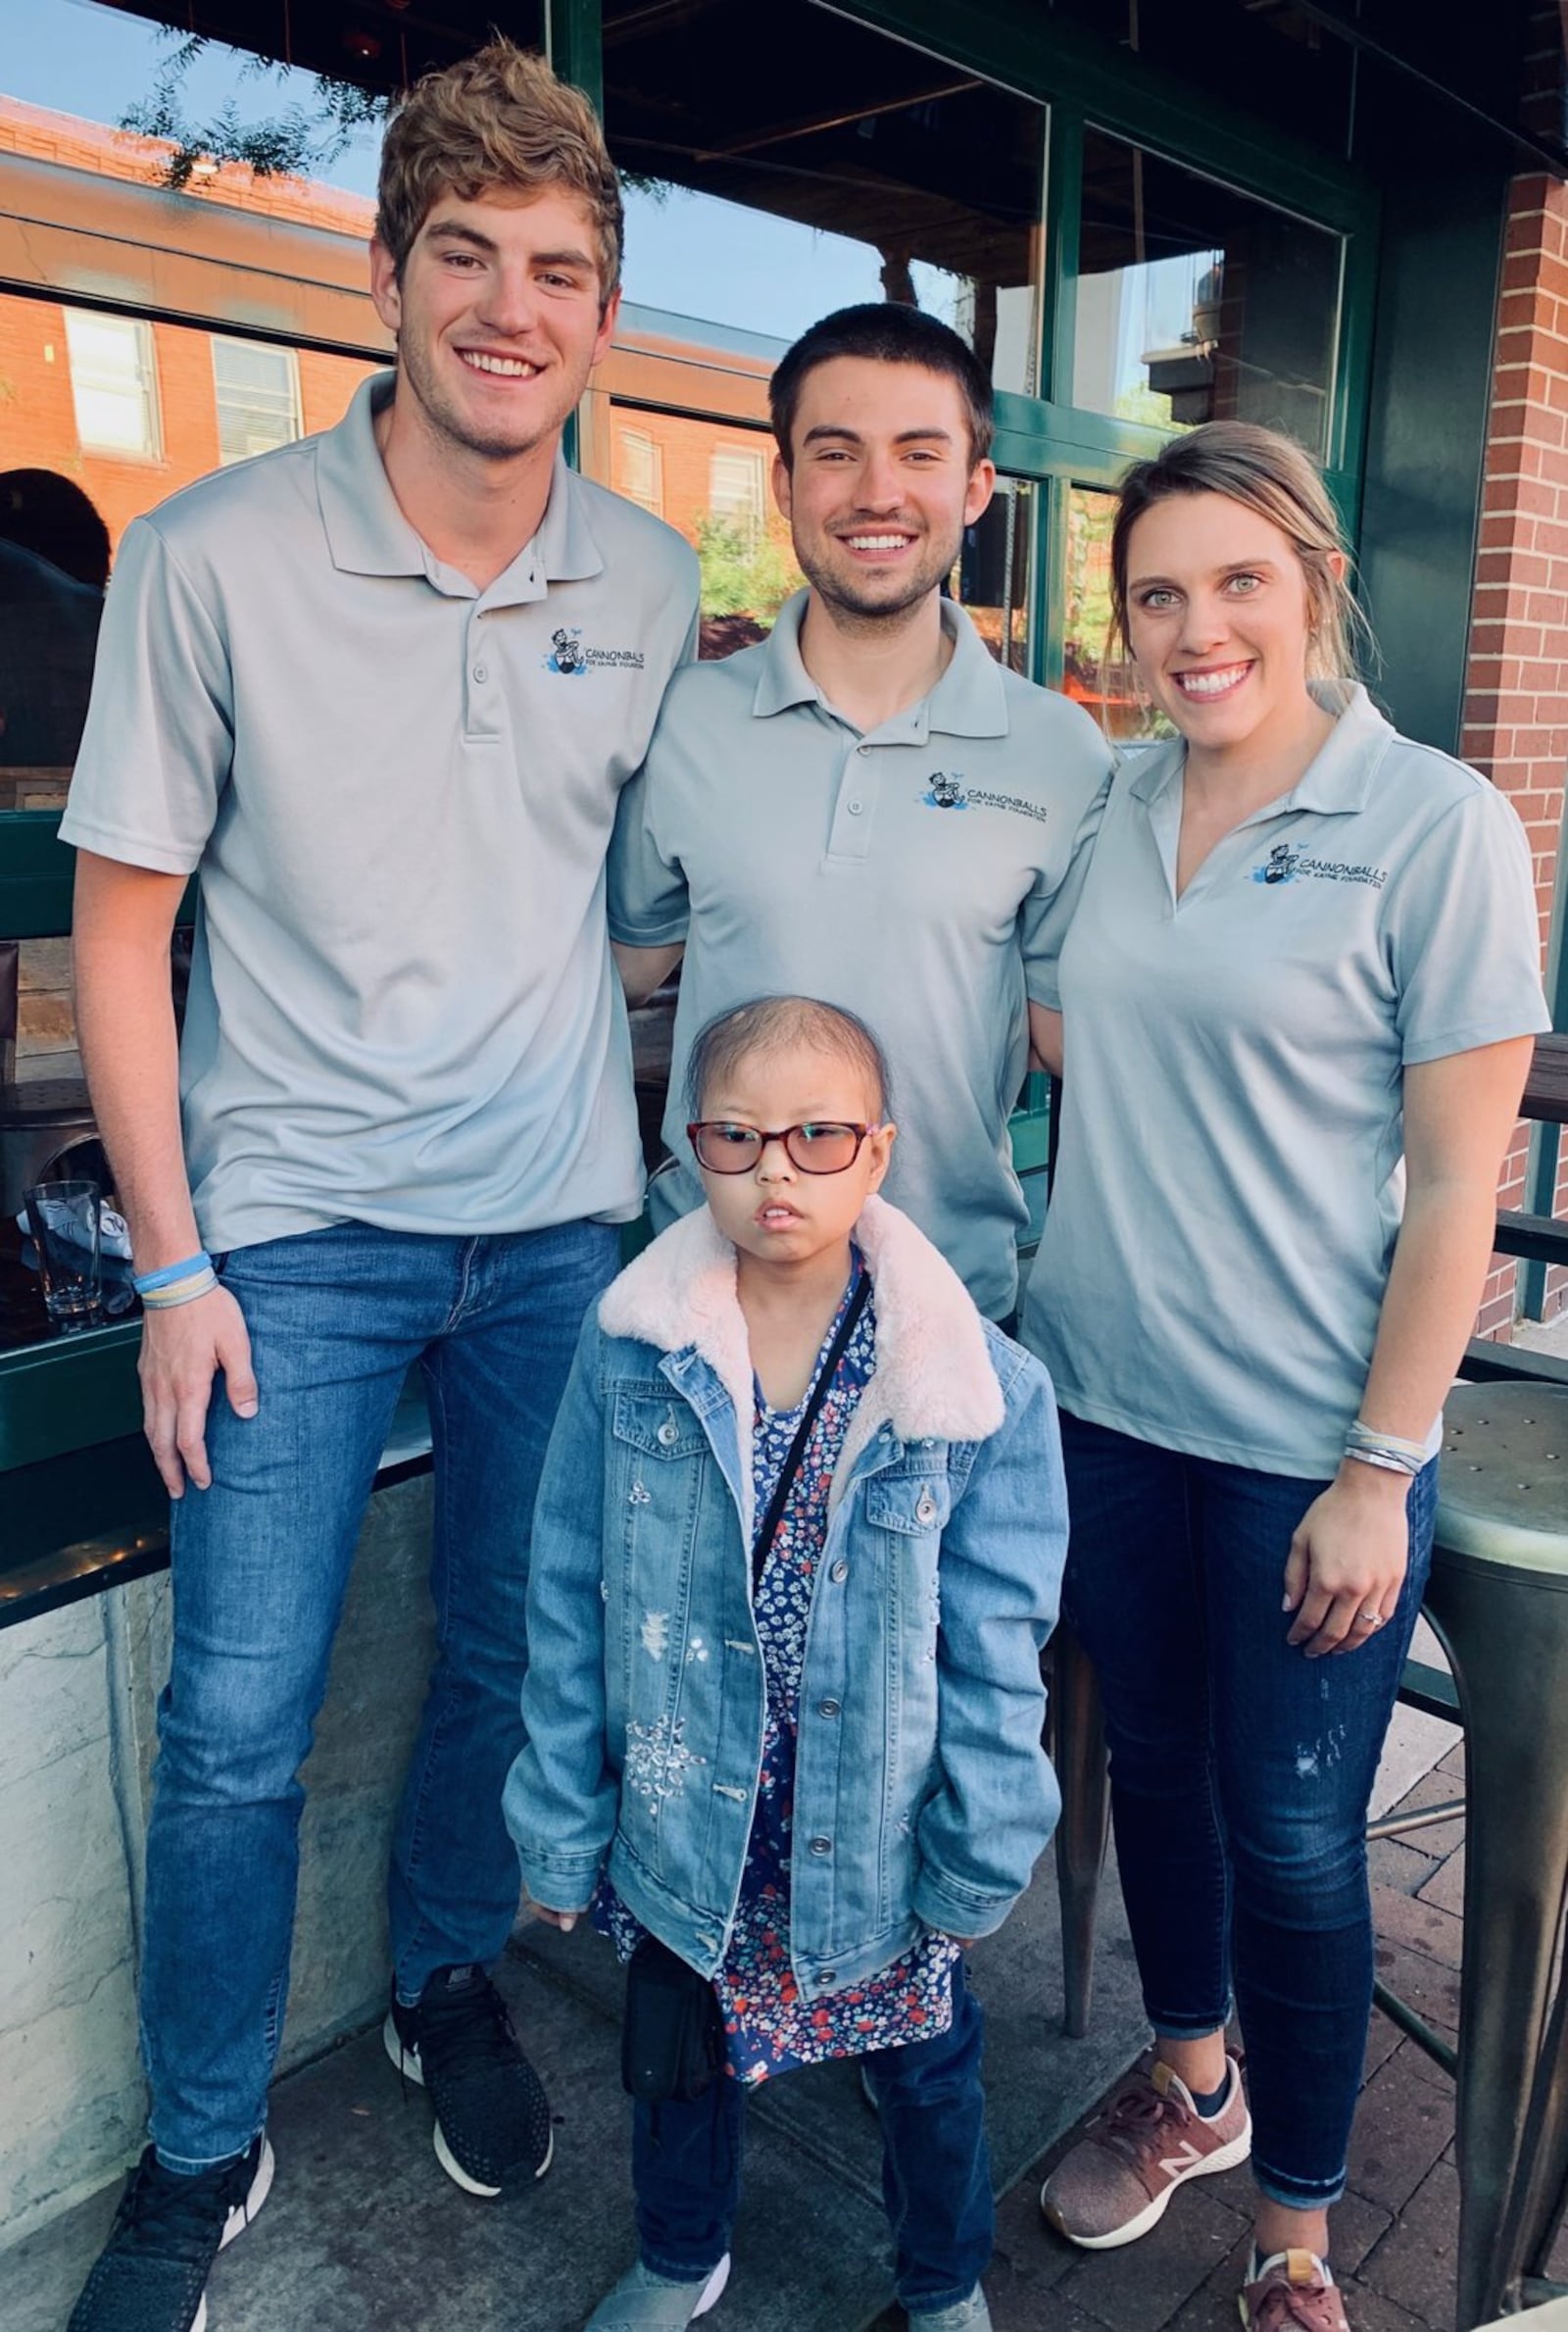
left=1040, top=2056, right=1251, bottom=2249
left=1239, top=2251, right=1350, bottom=2332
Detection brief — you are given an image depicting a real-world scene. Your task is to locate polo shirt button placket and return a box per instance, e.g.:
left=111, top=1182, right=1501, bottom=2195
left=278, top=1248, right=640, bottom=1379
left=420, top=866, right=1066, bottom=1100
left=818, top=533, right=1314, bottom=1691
left=829, top=741, right=875, bottom=861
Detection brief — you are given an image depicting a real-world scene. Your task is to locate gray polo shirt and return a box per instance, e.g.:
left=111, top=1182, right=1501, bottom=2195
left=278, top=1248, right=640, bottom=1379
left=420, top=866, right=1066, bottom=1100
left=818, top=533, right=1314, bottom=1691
left=1022, top=685, right=1551, bottom=1476
left=610, top=590, right=1115, bottom=1317
left=62, top=372, right=699, bottom=1253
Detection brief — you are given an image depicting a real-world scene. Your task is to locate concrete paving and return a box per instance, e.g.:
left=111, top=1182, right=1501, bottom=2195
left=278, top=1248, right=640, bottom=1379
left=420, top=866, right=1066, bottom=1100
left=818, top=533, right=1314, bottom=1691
left=6, top=1859, right=1148, bottom=2332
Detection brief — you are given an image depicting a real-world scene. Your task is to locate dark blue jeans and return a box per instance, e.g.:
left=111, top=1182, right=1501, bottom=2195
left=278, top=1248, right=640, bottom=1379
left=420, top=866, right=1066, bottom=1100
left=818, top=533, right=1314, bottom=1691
left=1058, top=1412, right=1438, bottom=2211
left=633, top=1960, right=992, bottom=2314
left=141, top=1216, right=617, bottom=2170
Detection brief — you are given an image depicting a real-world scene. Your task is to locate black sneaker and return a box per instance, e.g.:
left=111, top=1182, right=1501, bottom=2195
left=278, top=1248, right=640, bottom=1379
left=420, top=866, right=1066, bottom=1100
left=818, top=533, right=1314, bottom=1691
left=67, top=2132, right=272, bottom=2332
left=384, top=1962, right=553, bottom=2197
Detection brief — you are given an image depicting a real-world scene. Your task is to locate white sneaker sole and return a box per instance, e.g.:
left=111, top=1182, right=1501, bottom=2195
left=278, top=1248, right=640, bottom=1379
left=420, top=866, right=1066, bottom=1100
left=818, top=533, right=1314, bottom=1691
left=190, top=2136, right=274, bottom=2332
left=586, top=2254, right=731, bottom=2328
left=693, top=2255, right=731, bottom=2318
left=382, top=2012, right=555, bottom=2197
left=1041, top=2111, right=1252, bottom=2251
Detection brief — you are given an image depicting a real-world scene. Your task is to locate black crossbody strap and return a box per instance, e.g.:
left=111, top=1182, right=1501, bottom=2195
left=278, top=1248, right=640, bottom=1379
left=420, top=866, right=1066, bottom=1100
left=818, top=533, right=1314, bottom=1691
left=751, top=1271, right=871, bottom=1593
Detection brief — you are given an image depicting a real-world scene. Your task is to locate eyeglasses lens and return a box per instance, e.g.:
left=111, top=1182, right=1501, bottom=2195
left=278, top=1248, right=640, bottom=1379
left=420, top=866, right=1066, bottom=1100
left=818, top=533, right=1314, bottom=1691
left=693, top=1123, right=863, bottom=1174
left=786, top=1124, right=860, bottom=1172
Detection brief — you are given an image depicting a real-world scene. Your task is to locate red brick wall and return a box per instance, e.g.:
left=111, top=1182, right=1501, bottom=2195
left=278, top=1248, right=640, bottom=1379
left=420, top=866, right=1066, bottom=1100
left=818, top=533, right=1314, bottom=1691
left=0, top=93, right=375, bottom=239
left=2, top=289, right=378, bottom=559
left=1459, top=168, right=1568, bottom=1336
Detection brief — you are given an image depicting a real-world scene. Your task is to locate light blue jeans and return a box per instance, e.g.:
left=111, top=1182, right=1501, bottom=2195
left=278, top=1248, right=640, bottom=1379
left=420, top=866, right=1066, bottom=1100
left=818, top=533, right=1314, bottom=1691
left=141, top=1217, right=617, bottom=2171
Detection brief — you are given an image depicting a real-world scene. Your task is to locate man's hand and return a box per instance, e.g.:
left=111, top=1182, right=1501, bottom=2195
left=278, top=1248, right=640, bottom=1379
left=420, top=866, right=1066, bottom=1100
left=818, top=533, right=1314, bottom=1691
left=1282, top=1463, right=1410, bottom=1657
left=140, top=1284, right=258, bottom=1497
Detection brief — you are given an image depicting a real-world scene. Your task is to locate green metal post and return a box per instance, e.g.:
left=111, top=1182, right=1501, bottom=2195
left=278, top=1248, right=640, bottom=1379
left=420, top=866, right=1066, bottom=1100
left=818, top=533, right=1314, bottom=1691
left=545, top=0, right=603, bottom=115
left=544, top=0, right=604, bottom=471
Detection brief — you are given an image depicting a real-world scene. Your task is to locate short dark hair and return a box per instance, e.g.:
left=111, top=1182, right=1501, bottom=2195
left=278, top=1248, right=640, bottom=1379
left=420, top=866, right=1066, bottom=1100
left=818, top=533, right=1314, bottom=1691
left=685, top=995, right=894, bottom=1122
left=769, top=304, right=994, bottom=470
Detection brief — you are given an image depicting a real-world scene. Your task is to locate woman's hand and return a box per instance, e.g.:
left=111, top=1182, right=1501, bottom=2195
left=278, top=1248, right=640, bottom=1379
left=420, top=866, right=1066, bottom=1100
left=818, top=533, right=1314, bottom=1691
left=1282, top=1464, right=1411, bottom=1657
left=524, top=1891, right=588, bottom=1933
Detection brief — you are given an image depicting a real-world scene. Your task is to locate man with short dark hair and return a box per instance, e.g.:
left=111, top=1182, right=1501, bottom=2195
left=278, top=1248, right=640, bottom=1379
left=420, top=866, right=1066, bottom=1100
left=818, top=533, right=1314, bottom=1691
left=62, top=41, right=697, bottom=2332
left=612, top=302, right=1114, bottom=1327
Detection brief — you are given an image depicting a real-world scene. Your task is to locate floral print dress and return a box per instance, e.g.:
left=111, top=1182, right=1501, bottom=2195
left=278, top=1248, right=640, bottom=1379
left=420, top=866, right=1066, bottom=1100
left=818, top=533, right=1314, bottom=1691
left=596, top=1257, right=958, bottom=2084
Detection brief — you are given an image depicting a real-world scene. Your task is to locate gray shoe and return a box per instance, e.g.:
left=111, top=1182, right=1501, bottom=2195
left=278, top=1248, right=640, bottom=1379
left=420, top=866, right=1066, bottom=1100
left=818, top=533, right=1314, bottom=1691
left=584, top=2254, right=730, bottom=2329
left=910, top=2290, right=993, bottom=2332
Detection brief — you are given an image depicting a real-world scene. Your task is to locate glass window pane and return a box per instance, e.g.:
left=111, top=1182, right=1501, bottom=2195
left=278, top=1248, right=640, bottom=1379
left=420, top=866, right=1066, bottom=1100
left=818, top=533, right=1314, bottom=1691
left=709, top=446, right=766, bottom=540
left=605, top=0, right=1046, bottom=394
left=603, top=405, right=803, bottom=658
left=616, top=425, right=663, bottom=517
left=212, top=337, right=301, bottom=465
left=1062, top=484, right=1171, bottom=742
left=64, top=310, right=159, bottom=457
left=1047, top=0, right=1354, bottom=151
left=957, top=478, right=1036, bottom=679
left=1074, top=132, right=1343, bottom=457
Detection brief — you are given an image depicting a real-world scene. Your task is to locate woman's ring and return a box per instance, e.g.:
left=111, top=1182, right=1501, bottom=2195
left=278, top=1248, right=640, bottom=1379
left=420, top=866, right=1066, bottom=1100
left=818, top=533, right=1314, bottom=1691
left=1358, top=1608, right=1385, bottom=1628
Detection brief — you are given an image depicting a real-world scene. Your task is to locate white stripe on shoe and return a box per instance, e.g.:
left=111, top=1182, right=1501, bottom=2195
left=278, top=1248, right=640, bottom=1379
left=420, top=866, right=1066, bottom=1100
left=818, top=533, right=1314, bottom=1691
left=190, top=2137, right=274, bottom=2332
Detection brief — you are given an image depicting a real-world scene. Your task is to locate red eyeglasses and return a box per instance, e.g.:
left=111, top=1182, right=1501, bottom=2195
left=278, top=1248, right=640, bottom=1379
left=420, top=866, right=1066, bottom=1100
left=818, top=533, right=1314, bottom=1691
left=686, top=1121, right=879, bottom=1175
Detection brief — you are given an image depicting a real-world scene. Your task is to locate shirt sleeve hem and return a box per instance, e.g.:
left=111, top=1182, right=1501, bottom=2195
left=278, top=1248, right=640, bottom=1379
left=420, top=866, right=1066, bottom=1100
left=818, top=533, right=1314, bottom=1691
left=1401, top=1010, right=1553, bottom=1067
left=608, top=915, right=691, bottom=948
left=1024, top=975, right=1062, bottom=1011
left=54, top=816, right=203, bottom=877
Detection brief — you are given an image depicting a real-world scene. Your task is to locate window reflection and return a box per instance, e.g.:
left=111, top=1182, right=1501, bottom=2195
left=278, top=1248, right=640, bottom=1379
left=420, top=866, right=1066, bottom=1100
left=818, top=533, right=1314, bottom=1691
left=1075, top=132, right=1342, bottom=456
left=213, top=338, right=303, bottom=466
left=1062, top=484, right=1170, bottom=741
left=960, top=480, right=1035, bottom=678
left=65, top=311, right=162, bottom=460
left=605, top=0, right=1045, bottom=393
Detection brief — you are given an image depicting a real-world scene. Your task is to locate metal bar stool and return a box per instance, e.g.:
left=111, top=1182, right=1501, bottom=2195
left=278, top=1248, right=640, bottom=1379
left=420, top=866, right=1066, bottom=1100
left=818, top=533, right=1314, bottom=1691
left=1420, top=1381, right=1568, bottom=2328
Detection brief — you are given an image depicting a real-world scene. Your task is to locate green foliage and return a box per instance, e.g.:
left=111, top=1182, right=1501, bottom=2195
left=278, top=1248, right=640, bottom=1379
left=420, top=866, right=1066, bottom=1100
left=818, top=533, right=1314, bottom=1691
left=1113, top=380, right=1177, bottom=429
left=121, top=33, right=385, bottom=190
left=696, top=519, right=800, bottom=621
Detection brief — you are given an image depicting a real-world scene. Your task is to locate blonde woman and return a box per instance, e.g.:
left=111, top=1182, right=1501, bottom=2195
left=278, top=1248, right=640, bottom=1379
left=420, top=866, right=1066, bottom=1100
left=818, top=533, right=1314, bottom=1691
left=1024, top=422, right=1548, bottom=2332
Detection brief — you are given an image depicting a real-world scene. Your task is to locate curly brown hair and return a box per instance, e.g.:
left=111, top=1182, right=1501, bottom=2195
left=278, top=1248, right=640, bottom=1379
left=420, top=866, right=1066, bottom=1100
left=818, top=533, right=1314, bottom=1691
left=375, top=39, right=622, bottom=303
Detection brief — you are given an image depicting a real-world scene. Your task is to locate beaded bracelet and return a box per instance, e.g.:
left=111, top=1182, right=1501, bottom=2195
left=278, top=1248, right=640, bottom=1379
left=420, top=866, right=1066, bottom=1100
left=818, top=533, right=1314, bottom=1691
left=133, top=1251, right=212, bottom=1297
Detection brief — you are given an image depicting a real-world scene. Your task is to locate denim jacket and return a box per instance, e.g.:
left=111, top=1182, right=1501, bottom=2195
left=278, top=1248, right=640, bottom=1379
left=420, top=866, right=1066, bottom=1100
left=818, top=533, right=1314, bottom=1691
left=505, top=1194, right=1067, bottom=2001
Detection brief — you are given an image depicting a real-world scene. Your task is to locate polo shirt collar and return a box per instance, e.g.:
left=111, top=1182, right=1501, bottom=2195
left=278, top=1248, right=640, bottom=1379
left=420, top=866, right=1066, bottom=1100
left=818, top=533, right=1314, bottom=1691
left=316, top=372, right=604, bottom=595
left=751, top=589, right=1010, bottom=740
left=1127, top=681, right=1392, bottom=817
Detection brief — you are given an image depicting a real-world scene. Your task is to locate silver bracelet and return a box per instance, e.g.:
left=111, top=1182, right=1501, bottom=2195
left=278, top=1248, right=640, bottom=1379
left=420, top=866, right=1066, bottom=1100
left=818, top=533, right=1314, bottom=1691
left=1345, top=1444, right=1421, bottom=1478
left=1347, top=1418, right=1429, bottom=1464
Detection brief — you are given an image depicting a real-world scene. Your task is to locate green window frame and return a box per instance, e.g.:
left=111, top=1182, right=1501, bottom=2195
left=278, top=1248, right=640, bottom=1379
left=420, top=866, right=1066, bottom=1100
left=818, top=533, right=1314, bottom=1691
left=827, top=0, right=1380, bottom=697
left=0, top=0, right=1383, bottom=1506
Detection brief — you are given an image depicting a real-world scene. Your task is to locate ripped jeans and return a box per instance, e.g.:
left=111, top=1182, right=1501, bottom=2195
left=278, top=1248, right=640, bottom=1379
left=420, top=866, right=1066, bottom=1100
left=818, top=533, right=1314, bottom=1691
left=1058, top=1412, right=1438, bottom=2211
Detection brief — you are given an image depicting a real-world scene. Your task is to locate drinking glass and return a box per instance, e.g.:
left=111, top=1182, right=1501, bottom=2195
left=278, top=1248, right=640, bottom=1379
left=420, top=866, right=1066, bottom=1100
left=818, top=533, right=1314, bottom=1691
left=24, top=1178, right=104, bottom=1330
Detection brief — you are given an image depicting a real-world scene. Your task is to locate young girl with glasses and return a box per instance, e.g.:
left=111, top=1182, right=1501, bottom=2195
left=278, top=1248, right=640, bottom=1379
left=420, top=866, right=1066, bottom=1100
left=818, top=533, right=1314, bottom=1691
left=506, top=993, right=1069, bottom=2332
left=1023, top=421, right=1549, bottom=2332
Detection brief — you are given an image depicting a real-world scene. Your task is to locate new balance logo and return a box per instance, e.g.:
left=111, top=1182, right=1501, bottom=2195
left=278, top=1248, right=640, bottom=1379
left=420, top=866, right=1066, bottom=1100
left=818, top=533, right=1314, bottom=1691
left=1158, top=2139, right=1206, bottom=2178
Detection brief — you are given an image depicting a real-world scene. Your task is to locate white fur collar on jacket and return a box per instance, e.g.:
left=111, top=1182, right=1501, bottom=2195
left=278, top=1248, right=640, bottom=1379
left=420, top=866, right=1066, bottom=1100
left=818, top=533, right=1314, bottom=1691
left=598, top=1194, right=1006, bottom=1530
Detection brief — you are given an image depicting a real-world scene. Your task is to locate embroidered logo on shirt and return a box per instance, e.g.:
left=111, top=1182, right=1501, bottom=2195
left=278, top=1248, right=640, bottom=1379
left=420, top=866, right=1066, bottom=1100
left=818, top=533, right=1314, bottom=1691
left=543, top=624, right=646, bottom=675
left=919, top=772, right=1051, bottom=824
left=1251, top=841, right=1387, bottom=890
